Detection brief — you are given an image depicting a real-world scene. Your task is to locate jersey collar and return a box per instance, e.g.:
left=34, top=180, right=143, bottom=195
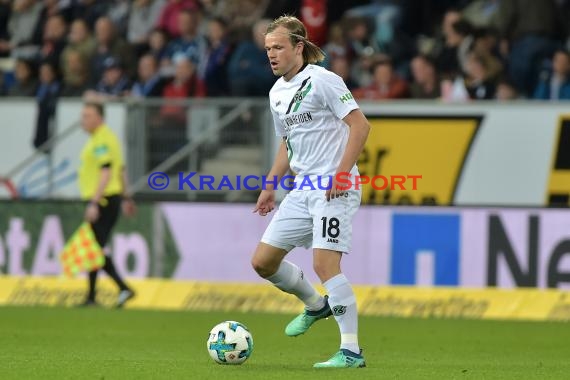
left=287, top=62, right=309, bottom=82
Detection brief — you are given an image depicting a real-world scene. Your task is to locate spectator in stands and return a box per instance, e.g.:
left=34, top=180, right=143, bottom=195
left=60, top=19, right=96, bottom=74
left=442, top=8, right=462, bottom=40
left=0, top=0, right=11, bottom=58
left=106, top=0, right=130, bottom=38
left=353, top=58, right=409, bottom=100
left=91, top=16, right=135, bottom=86
left=34, top=61, right=61, bottom=150
left=329, top=56, right=358, bottom=90
left=495, top=78, right=520, bottom=101
left=159, top=56, right=205, bottom=127
left=70, top=0, right=111, bottom=31
left=533, top=50, right=570, bottom=100
left=227, top=18, right=275, bottom=96
left=32, top=0, right=61, bottom=45
left=162, top=8, right=205, bottom=76
left=199, top=16, right=233, bottom=96
left=409, top=54, right=441, bottom=99
left=436, top=19, right=474, bottom=78
left=345, top=16, right=380, bottom=87
left=427, top=8, right=461, bottom=63
left=202, top=0, right=270, bottom=40
left=440, top=75, right=470, bottom=103
left=61, top=50, right=90, bottom=97
left=156, top=0, right=199, bottom=39
left=322, top=22, right=350, bottom=68
left=471, top=27, right=503, bottom=83
left=148, top=28, right=171, bottom=69
left=463, top=52, right=495, bottom=100
left=494, top=0, right=561, bottom=96
left=7, top=59, right=38, bottom=97
left=85, top=56, right=131, bottom=100
left=345, top=0, right=416, bottom=76
left=37, top=14, right=68, bottom=71
left=4, top=0, right=44, bottom=58
left=130, top=54, right=166, bottom=97
left=128, top=0, right=167, bottom=58
left=461, top=0, right=500, bottom=29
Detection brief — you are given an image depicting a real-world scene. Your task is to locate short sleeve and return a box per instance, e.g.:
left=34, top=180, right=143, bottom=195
left=93, top=142, right=112, bottom=167
left=318, top=72, right=359, bottom=120
left=271, top=105, right=286, bottom=137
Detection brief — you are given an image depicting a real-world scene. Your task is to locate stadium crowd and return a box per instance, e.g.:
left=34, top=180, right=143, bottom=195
left=0, top=0, right=569, bottom=108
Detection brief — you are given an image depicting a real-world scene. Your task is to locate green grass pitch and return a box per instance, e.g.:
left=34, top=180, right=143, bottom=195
left=0, top=306, right=568, bottom=380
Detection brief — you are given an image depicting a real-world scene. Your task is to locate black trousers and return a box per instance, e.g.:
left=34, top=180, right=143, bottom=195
left=91, top=195, right=121, bottom=247
left=87, top=195, right=129, bottom=300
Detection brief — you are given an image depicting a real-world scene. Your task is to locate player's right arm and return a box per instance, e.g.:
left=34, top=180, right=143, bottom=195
left=265, top=140, right=290, bottom=191
left=253, top=140, right=289, bottom=216
left=254, top=95, right=290, bottom=216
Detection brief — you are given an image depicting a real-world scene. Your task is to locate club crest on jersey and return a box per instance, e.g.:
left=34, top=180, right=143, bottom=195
left=286, top=77, right=312, bottom=114
left=293, top=92, right=304, bottom=103
left=291, top=82, right=312, bottom=113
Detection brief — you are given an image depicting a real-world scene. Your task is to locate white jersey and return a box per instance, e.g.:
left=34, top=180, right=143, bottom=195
left=269, top=64, right=360, bottom=188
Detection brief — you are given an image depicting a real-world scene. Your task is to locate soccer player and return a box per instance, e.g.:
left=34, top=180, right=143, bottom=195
left=251, top=16, right=371, bottom=368
left=78, top=102, right=137, bottom=308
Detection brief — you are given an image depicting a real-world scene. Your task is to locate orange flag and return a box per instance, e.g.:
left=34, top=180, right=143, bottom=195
left=60, top=223, right=105, bottom=277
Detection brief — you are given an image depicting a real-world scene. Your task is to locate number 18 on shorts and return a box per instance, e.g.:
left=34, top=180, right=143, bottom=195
left=261, top=189, right=362, bottom=253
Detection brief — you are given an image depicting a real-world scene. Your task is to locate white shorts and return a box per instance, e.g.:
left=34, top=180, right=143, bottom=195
left=261, top=188, right=362, bottom=253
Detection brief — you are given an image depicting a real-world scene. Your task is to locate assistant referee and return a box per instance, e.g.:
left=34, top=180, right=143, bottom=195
left=78, top=102, right=136, bottom=308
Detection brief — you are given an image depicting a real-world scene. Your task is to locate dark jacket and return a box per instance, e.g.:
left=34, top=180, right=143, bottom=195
left=533, top=72, right=570, bottom=100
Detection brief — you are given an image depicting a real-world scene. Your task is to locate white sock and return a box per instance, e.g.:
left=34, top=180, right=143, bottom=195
left=266, top=260, right=325, bottom=311
left=323, top=273, right=360, bottom=354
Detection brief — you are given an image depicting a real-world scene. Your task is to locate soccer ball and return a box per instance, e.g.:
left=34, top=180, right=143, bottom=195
left=207, top=321, right=253, bottom=365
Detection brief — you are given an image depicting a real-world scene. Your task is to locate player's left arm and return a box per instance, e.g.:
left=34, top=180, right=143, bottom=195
left=318, top=72, right=371, bottom=200
left=90, top=142, right=113, bottom=206
left=336, top=109, right=371, bottom=175
left=326, top=109, right=370, bottom=201
left=91, top=166, right=112, bottom=206
left=85, top=165, right=111, bottom=223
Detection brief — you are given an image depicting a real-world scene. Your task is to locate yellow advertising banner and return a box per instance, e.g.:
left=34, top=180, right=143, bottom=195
left=0, top=276, right=569, bottom=322
left=358, top=116, right=481, bottom=205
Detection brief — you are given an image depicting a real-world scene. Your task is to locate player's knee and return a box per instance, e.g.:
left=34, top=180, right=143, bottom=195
left=313, top=261, right=340, bottom=283
left=251, top=256, right=276, bottom=278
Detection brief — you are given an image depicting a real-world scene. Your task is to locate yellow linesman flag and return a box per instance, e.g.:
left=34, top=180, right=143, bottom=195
left=60, top=222, right=105, bottom=277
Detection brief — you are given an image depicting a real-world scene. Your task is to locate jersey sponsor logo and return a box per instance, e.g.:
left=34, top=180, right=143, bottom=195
left=95, top=145, right=109, bottom=157
left=339, top=92, right=354, bottom=103
left=326, top=238, right=339, bottom=243
left=283, top=112, right=313, bottom=129
left=94, top=145, right=109, bottom=157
